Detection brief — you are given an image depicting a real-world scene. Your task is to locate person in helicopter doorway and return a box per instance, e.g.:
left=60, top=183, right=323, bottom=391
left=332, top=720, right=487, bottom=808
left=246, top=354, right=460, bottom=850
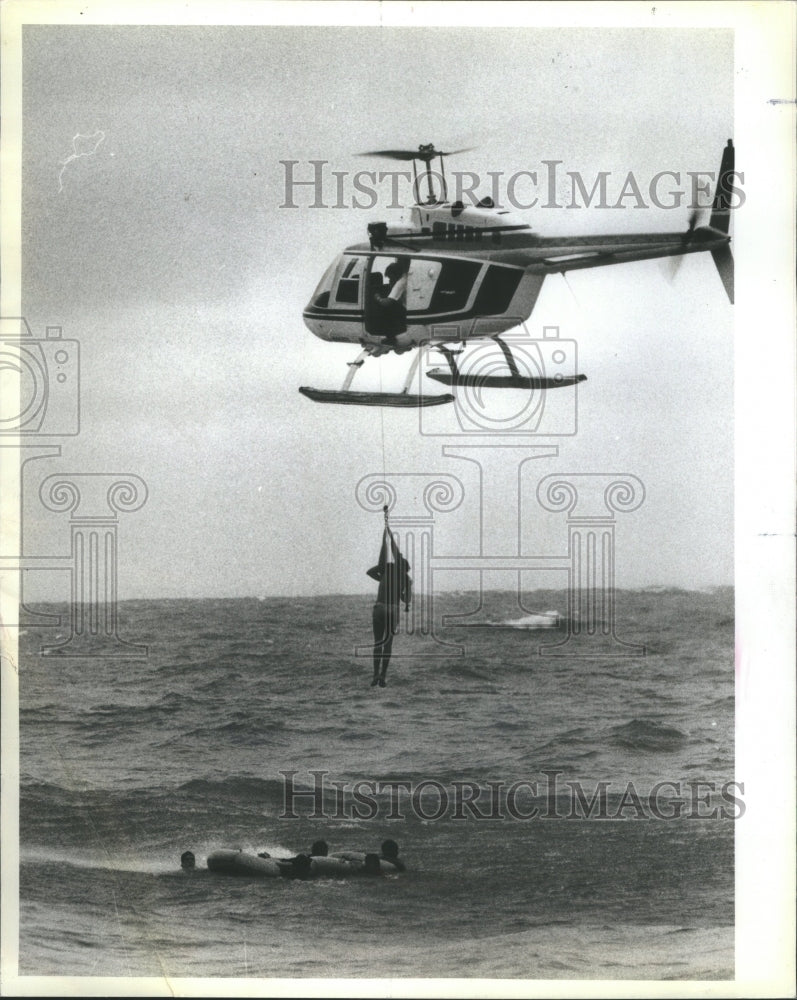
left=366, top=527, right=412, bottom=687
left=368, top=258, right=409, bottom=343
left=385, top=258, right=409, bottom=303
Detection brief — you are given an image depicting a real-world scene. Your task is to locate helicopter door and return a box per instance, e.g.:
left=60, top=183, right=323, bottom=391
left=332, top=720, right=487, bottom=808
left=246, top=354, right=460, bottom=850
left=406, top=257, right=483, bottom=319
left=406, top=259, right=442, bottom=310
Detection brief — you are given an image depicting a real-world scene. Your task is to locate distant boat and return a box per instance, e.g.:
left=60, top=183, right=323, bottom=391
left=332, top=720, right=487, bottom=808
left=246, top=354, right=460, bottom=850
left=453, top=610, right=560, bottom=629
left=500, top=610, right=560, bottom=629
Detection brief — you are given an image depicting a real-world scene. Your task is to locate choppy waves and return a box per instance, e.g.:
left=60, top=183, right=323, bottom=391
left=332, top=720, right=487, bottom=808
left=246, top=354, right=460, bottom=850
left=16, top=588, right=735, bottom=978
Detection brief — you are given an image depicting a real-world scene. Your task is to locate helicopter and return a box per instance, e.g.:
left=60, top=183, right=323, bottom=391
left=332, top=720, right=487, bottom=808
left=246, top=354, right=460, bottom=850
left=299, top=141, right=735, bottom=407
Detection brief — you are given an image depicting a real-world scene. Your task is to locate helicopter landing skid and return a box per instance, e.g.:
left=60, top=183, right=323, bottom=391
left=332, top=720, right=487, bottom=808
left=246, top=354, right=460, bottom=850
left=426, top=341, right=587, bottom=390
left=299, top=347, right=454, bottom=408
left=425, top=370, right=587, bottom=390
left=298, top=386, right=454, bottom=407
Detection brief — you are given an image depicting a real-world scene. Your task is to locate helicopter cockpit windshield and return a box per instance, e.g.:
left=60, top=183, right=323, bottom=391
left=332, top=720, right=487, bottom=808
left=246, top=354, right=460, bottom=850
left=310, top=255, right=367, bottom=309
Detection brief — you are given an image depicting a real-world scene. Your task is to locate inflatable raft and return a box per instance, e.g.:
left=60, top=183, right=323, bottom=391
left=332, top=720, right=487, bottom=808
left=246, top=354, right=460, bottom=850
left=207, top=849, right=286, bottom=877
left=205, top=849, right=400, bottom=879
left=328, top=851, right=403, bottom=874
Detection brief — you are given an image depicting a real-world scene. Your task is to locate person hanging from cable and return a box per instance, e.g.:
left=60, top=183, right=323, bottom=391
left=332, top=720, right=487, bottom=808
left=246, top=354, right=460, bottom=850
left=366, top=507, right=412, bottom=687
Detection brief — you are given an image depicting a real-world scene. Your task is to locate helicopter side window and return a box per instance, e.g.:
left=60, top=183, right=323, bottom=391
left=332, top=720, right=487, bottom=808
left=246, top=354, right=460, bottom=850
left=473, top=265, right=523, bottom=315
left=428, top=259, right=482, bottom=313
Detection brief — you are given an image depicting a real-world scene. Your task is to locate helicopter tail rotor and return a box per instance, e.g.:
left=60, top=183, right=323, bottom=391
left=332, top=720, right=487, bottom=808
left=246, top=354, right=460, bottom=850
left=666, top=209, right=702, bottom=282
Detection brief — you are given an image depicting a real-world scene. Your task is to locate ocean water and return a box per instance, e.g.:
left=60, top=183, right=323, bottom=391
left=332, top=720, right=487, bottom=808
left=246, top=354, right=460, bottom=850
left=17, top=588, right=735, bottom=981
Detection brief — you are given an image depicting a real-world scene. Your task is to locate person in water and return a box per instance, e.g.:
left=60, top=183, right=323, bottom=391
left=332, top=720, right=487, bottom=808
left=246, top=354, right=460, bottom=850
left=268, top=838, right=328, bottom=863
left=367, top=528, right=412, bottom=687
left=279, top=853, right=313, bottom=880
left=180, top=850, right=196, bottom=870
left=330, top=840, right=405, bottom=873
left=380, top=838, right=406, bottom=872
left=363, top=853, right=386, bottom=876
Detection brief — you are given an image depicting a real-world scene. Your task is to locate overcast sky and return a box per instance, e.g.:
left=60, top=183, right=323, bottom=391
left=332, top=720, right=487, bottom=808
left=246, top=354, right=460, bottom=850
left=17, top=22, right=738, bottom=599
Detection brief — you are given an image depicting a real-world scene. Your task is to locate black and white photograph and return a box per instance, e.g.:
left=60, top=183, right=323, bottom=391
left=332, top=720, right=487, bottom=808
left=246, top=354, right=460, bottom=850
left=1, top=1, right=794, bottom=996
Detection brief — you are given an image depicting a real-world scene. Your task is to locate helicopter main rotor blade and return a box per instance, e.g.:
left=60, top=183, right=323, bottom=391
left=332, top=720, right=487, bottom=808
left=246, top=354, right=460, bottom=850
left=357, top=149, right=425, bottom=161
left=356, top=146, right=477, bottom=161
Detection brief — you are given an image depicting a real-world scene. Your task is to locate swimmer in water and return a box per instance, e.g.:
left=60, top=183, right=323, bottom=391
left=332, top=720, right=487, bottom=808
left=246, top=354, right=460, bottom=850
left=279, top=853, right=313, bottom=880
left=363, top=853, right=386, bottom=876
left=260, top=838, right=328, bottom=861
left=328, top=839, right=406, bottom=874
left=180, top=850, right=196, bottom=870
left=273, top=838, right=329, bottom=873
left=380, top=838, right=406, bottom=872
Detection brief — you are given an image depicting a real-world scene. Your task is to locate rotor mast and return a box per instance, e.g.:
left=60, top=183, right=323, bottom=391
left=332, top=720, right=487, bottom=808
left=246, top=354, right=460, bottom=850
left=357, top=142, right=475, bottom=207
left=416, top=143, right=445, bottom=205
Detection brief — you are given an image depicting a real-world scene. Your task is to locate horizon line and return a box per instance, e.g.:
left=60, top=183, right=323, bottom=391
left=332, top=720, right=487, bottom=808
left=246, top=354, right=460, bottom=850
left=19, top=583, right=735, bottom=606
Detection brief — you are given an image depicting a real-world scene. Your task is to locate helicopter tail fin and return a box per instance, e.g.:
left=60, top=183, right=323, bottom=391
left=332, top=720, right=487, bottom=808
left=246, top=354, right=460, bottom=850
left=709, top=139, right=735, bottom=236
left=710, top=245, right=734, bottom=304
left=704, top=139, right=735, bottom=303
